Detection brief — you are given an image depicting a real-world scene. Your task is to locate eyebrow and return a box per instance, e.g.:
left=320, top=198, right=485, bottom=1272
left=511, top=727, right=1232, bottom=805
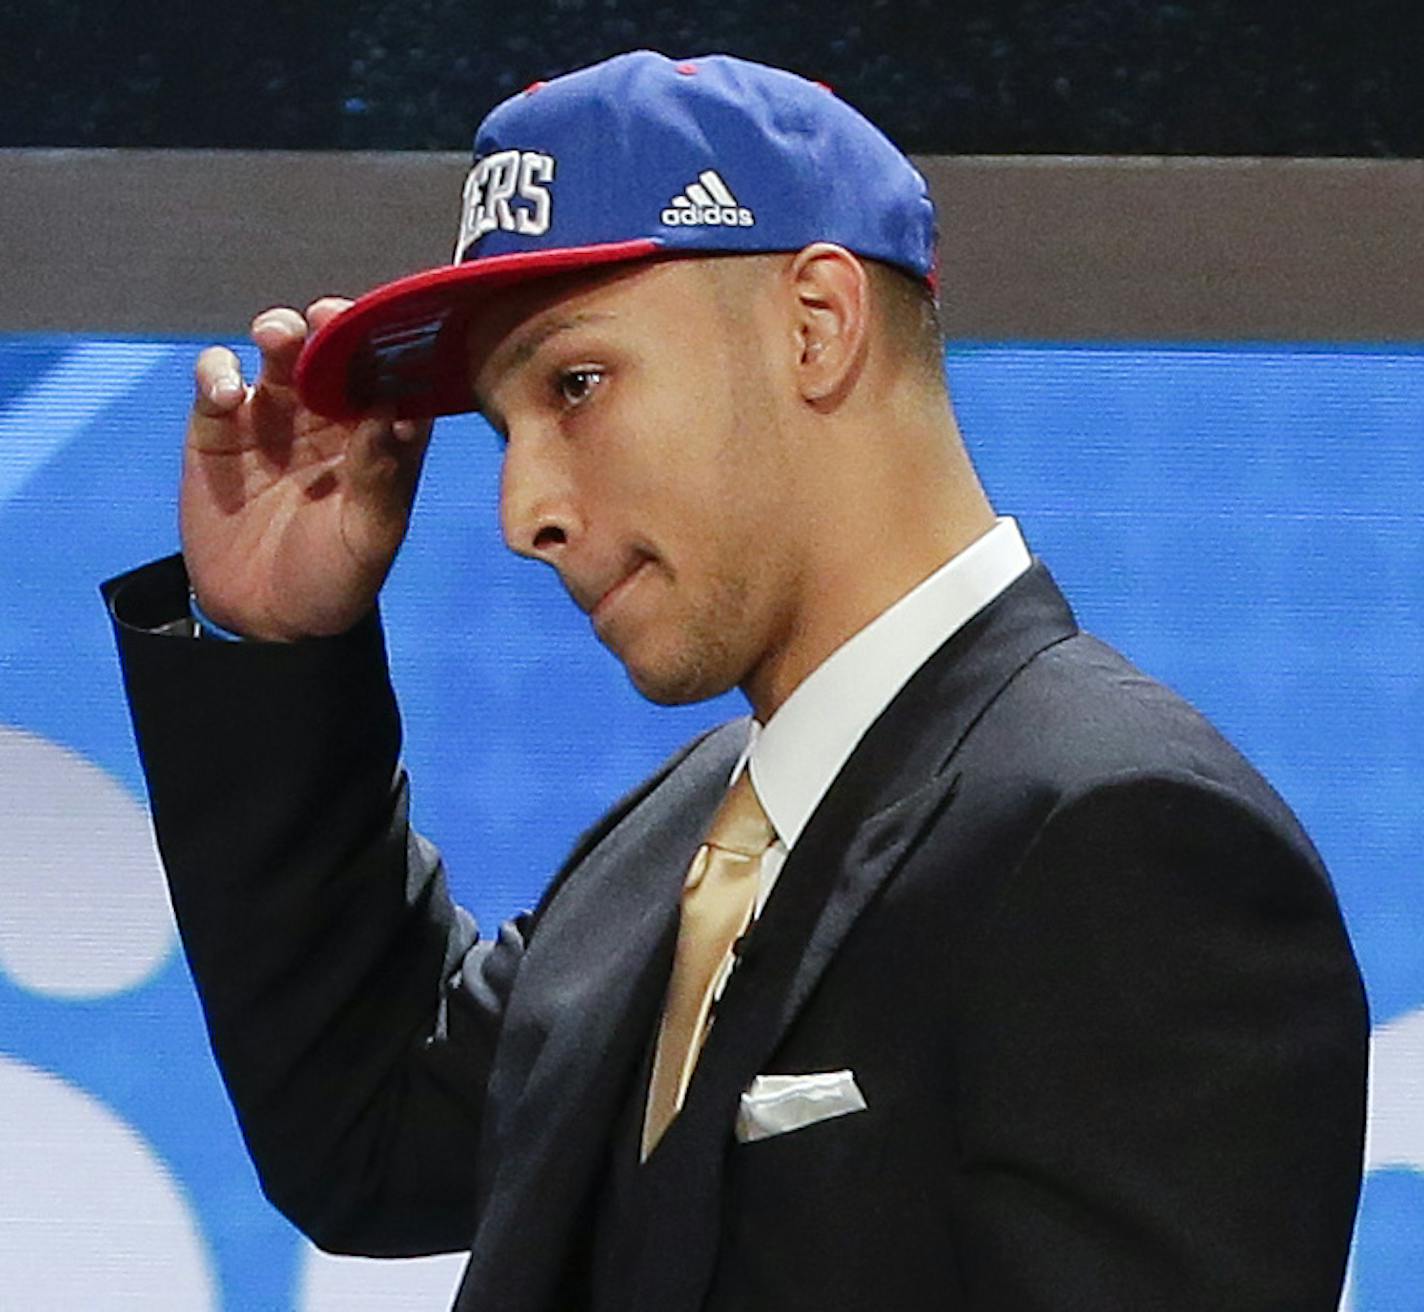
left=476, top=310, right=617, bottom=415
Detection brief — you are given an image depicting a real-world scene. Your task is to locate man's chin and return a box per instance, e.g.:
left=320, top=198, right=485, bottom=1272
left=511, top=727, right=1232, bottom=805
left=620, top=650, right=741, bottom=708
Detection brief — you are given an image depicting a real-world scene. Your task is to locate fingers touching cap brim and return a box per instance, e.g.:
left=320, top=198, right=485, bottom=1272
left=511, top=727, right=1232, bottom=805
left=294, top=239, right=663, bottom=423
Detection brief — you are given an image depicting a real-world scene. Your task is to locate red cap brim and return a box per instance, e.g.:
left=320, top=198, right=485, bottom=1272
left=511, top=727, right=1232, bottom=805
left=295, top=238, right=662, bottom=422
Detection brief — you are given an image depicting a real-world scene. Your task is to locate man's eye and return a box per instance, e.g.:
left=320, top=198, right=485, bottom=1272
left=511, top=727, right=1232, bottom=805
left=557, top=368, right=604, bottom=408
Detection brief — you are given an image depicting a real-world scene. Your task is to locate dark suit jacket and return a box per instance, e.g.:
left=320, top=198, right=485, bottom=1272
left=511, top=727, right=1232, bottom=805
left=106, top=554, right=1368, bottom=1311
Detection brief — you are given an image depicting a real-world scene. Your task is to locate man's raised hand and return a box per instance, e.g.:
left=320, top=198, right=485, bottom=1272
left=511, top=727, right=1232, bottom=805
left=180, top=300, right=433, bottom=641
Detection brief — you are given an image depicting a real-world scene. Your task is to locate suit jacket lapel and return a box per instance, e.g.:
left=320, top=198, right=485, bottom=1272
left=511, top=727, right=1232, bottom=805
left=713, top=564, right=1079, bottom=1089
left=737, top=562, right=1080, bottom=1062
left=624, top=564, right=1078, bottom=1310
left=456, top=720, right=749, bottom=1312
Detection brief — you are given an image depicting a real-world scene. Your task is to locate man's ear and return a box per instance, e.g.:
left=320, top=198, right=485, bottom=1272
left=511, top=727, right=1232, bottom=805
left=787, top=243, right=870, bottom=408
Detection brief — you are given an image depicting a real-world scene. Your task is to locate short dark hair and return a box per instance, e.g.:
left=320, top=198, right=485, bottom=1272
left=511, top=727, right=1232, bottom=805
left=867, top=260, right=944, bottom=381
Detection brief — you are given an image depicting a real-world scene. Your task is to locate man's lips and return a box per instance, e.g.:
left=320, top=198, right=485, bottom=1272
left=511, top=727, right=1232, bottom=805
left=588, top=553, right=654, bottom=623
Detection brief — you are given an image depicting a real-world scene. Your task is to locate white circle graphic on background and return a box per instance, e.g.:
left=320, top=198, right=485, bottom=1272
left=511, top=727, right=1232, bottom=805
left=0, top=1054, right=216, bottom=1308
left=1338, top=1005, right=1424, bottom=1312
left=300, top=1241, right=467, bottom=1309
left=0, top=726, right=175, bottom=999
left=1364, top=1005, right=1424, bottom=1176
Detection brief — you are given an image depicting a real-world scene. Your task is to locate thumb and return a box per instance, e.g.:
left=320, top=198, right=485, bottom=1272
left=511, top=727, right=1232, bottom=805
left=342, top=417, right=432, bottom=552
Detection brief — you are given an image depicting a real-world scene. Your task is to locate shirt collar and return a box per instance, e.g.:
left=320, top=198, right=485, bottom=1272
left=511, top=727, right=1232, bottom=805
left=743, top=517, right=1031, bottom=850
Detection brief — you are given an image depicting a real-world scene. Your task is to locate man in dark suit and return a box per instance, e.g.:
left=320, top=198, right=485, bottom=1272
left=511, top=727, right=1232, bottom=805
left=106, top=51, right=1367, bottom=1310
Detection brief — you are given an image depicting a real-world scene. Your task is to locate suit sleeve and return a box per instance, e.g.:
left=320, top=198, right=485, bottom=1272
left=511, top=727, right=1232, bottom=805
left=951, top=774, right=1368, bottom=1310
left=104, top=555, right=527, bottom=1256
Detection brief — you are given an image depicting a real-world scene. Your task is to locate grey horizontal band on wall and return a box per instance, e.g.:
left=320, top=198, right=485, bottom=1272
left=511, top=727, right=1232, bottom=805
left=3, top=149, right=1421, bottom=340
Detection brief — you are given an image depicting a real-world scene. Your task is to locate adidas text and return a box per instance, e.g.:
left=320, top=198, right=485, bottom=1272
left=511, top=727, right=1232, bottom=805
left=661, top=205, right=755, bottom=227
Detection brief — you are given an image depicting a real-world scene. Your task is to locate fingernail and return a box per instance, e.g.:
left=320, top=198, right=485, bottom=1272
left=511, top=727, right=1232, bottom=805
left=211, top=374, right=243, bottom=404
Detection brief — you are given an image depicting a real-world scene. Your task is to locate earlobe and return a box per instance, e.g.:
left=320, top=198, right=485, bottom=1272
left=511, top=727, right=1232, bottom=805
left=789, top=243, right=869, bottom=407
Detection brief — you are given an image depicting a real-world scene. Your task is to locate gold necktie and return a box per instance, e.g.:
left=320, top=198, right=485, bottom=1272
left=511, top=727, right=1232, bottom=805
left=641, top=770, right=776, bottom=1160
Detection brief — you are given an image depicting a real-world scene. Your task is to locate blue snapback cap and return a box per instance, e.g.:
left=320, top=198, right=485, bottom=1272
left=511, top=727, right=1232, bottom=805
left=296, top=50, right=938, bottom=421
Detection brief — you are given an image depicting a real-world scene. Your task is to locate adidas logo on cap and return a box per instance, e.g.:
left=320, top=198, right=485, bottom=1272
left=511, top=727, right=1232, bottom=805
left=661, top=170, right=755, bottom=228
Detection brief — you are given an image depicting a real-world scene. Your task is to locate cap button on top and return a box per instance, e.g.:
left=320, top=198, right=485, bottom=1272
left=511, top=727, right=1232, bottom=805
left=676, top=62, right=698, bottom=75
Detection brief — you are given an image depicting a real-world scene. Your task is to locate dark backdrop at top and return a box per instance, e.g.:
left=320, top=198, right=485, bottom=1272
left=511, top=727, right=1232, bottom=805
left=2, top=0, right=1421, bottom=156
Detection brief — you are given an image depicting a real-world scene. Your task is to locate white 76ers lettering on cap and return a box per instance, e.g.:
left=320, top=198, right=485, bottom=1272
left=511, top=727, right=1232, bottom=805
left=661, top=169, right=754, bottom=227
left=455, top=149, right=557, bottom=259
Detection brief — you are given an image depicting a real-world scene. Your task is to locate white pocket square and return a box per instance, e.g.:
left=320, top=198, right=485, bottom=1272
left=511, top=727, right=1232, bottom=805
left=735, top=1069, right=868, bottom=1144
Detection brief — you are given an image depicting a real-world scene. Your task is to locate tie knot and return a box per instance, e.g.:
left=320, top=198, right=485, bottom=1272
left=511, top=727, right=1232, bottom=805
left=704, top=770, right=776, bottom=857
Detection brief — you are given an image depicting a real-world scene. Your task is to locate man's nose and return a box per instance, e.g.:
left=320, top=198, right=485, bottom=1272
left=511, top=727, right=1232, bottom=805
left=499, top=432, right=579, bottom=563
